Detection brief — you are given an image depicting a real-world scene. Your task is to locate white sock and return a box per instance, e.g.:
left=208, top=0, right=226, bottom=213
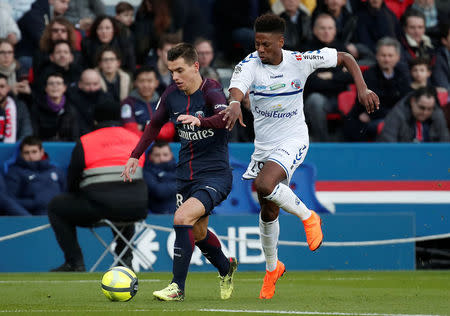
left=264, top=183, right=312, bottom=221
left=259, top=214, right=279, bottom=272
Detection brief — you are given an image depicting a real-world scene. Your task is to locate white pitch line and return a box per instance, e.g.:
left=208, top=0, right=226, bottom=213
left=0, top=309, right=444, bottom=316
left=200, top=309, right=444, bottom=316
left=0, top=279, right=162, bottom=284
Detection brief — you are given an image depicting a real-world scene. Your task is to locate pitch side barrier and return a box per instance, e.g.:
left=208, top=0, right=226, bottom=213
left=0, top=213, right=449, bottom=272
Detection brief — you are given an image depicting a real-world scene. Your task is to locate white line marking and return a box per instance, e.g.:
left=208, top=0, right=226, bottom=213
left=0, top=279, right=162, bottom=284
left=0, top=309, right=444, bottom=316
left=200, top=309, right=444, bottom=316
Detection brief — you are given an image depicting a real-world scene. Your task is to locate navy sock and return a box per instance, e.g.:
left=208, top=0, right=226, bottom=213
left=171, top=225, right=195, bottom=291
left=196, top=230, right=230, bottom=277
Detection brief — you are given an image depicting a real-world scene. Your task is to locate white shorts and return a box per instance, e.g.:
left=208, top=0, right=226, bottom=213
left=242, top=139, right=309, bottom=184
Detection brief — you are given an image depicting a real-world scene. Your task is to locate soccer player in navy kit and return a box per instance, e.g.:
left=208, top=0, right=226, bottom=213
left=122, top=43, right=238, bottom=301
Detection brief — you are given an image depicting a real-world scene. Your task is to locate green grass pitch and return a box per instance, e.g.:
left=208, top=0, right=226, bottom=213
left=0, top=271, right=449, bottom=315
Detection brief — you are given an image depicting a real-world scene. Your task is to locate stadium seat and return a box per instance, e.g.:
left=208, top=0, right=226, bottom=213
left=288, top=163, right=332, bottom=214
left=377, top=121, right=385, bottom=134
left=338, top=90, right=357, bottom=115
left=88, top=219, right=154, bottom=272
left=213, top=158, right=259, bottom=214
left=437, top=90, right=448, bottom=107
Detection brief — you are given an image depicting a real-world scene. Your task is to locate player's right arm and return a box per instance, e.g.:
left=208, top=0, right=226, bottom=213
left=121, top=93, right=170, bottom=182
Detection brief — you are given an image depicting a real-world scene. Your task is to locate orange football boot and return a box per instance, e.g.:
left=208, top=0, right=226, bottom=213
left=259, top=260, right=286, bottom=299
left=302, top=210, right=323, bottom=251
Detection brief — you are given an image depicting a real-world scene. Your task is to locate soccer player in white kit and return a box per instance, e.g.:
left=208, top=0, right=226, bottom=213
left=222, top=14, right=380, bottom=299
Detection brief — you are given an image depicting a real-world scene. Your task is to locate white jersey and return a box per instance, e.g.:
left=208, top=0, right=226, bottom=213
left=229, top=48, right=337, bottom=156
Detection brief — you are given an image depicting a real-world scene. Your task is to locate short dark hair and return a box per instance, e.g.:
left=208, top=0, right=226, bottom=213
left=134, top=65, right=157, bottom=80
left=50, top=40, right=72, bottom=54
left=0, top=73, right=8, bottom=82
left=46, top=72, right=65, bottom=85
left=20, top=136, right=42, bottom=151
left=411, top=86, right=437, bottom=103
left=167, top=43, right=198, bottom=65
left=115, top=1, right=134, bottom=14
left=96, top=46, right=121, bottom=65
left=409, top=57, right=431, bottom=70
left=254, top=13, right=285, bottom=34
left=401, top=8, right=426, bottom=28
left=149, top=140, right=170, bottom=155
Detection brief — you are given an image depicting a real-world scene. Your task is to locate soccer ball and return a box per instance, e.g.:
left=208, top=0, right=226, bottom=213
left=101, top=266, right=138, bottom=302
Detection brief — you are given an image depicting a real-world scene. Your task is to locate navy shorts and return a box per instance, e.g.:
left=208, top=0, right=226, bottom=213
left=176, top=174, right=232, bottom=215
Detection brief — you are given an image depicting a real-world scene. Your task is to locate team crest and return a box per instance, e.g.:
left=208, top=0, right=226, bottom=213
left=291, top=79, right=302, bottom=90
left=194, top=111, right=205, bottom=118
left=51, top=172, right=58, bottom=181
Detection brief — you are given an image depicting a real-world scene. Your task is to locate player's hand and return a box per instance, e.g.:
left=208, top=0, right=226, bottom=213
left=177, top=114, right=200, bottom=127
left=358, top=88, right=379, bottom=114
left=220, top=101, right=246, bottom=131
left=121, top=158, right=139, bottom=182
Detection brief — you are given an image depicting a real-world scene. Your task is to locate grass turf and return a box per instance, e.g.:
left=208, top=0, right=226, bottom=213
left=0, top=271, right=449, bottom=315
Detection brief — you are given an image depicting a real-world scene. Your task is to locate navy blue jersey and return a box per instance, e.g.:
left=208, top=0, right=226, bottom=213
left=131, top=78, right=231, bottom=181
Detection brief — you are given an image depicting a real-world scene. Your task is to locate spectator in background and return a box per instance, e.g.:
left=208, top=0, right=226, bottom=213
left=378, top=86, right=449, bottom=142
left=81, top=15, right=136, bottom=73
left=0, top=39, right=31, bottom=99
left=400, top=8, right=435, bottom=67
left=35, top=40, right=82, bottom=95
left=195, top=38, right=215, bottom=70
left=194, top=37, right=220, bottom=82
left=409, top=0, right=449, bottom=46
left=96, top=47, right=131, bottom=103
left=356, top=0, right=402, bottom=53
left=114, top=1, right=135, bottom=45
left=431, top=24, right=449, bottom=94
left=303, top=13, right=354, bottom=141
left=34, top=17, right=80, bottom=76
left=121, top=66, right=175, bottom=141
left=150, top=34, right=180, bottom=95
left=0, top=172, right=29, bottom=216
left=0, top=1, right=22, bottom=45
left=115, top=2, right=134, bottom=29
left=344, top=37, right=411, bottom=141
left=409, top=57, right=432, bottom=90
left=312, top=0, right=356, bottom=45
left=16, top=0, right=71, bottom=73
left=0, top=73, right=32, bottom=143
left=279, top=0, right=311, bottom=52
left=67, top=69, right=111, bottom=135
left=133, top=0, right=184, bottom=66
left=63, top=0, right=105, bottom=31
left=4, top=136, right=66, bottom=215
left=48, top=100, right=148, bottom=272
left=32, top=72, right=79, bottom=141
left=143, top=141, right=176, bottom=214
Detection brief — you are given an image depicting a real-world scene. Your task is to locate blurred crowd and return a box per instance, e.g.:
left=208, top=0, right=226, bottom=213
left=0, top=0, right=449, bottom=216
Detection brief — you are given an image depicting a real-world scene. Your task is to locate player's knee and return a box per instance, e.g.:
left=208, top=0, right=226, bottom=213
left=254, top=177, right=276, bottom=197
left=173, top=211, right=194, bottom=226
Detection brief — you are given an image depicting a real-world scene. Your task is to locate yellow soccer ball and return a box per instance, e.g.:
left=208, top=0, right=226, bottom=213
left=101, top=266, right=138, bottom=302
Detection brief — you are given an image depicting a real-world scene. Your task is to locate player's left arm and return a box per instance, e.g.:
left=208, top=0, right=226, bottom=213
left=337, top=52, right=380, bottom=114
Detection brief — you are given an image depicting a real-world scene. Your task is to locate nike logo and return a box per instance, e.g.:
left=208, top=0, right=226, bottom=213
left=28, top=174, right=36, bottom=181
left=174, top=112, right=181, bottom=115
left=205, top=185, right=217, bottom=192
left=135, top=110, right=144, bottom=115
